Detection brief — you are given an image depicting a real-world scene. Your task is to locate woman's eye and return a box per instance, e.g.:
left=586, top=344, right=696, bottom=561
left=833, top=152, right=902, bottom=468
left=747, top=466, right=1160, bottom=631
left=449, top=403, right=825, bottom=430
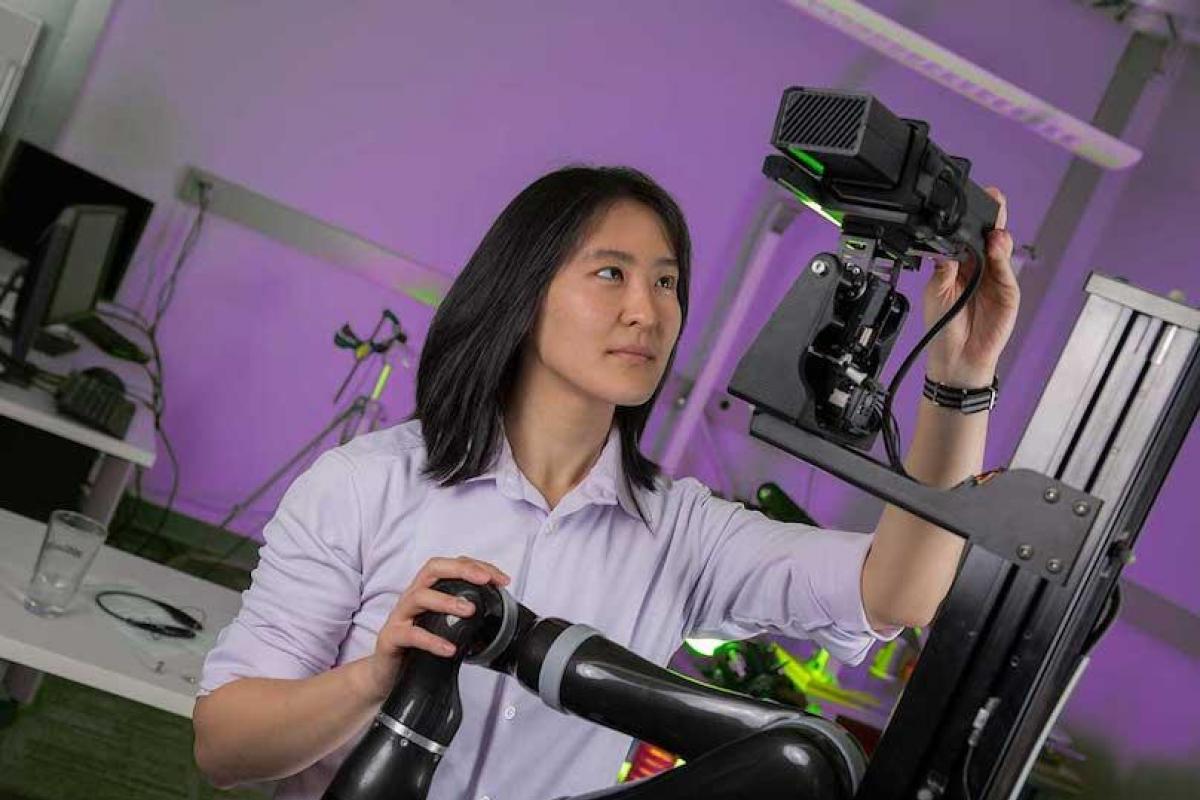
left=658, top=275, right=677, bottom=290
left=597, top=266, right=623, bottom=281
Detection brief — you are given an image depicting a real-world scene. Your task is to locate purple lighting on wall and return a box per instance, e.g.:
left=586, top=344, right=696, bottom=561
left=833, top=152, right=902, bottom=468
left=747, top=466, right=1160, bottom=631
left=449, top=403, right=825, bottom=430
left=53, top=0, right=1199, bottom=777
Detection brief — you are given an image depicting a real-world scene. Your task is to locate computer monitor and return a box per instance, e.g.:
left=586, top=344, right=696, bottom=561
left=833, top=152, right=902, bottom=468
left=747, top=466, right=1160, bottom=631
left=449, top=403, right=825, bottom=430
left=0, top=140, right=152, bottom=302
left=0, top=205, right=124, bottom=386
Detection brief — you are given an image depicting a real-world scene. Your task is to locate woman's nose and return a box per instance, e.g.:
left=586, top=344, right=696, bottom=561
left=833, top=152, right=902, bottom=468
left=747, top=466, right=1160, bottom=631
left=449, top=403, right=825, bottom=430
left=620, top=281, right=659, bottom=327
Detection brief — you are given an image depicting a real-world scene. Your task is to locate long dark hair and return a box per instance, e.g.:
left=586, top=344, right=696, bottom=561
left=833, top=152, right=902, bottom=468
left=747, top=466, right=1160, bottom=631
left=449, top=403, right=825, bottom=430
left=413, top=165, right=692, bottom=514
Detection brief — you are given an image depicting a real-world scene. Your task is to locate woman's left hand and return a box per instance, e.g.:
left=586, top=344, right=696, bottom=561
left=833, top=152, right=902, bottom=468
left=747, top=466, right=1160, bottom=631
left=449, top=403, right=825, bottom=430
left=923, top=186, right=1021, bottom=388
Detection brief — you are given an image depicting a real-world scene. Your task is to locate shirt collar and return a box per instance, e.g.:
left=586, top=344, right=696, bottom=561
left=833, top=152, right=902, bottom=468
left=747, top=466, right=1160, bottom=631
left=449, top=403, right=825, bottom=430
left=464, top=424, right=650, bottom=527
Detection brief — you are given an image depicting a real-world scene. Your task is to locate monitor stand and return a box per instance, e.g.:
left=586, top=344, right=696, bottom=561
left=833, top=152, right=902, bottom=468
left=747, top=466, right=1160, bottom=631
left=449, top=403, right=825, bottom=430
left=0, top=348, right=36, bottom=388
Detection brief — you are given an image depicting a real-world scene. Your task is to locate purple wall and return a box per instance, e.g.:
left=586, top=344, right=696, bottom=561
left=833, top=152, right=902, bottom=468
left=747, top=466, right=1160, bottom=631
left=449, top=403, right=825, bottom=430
left=54, top=0, right=1197, bottom=784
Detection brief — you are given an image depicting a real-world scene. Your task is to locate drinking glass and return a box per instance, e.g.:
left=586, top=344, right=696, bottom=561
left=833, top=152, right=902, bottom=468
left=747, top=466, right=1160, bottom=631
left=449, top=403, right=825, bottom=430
left=23, top=510, right=108, bottom=616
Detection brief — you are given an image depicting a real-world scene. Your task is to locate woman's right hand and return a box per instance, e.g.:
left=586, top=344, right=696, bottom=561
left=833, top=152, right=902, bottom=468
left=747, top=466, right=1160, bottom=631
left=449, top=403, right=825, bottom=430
left=358, top=556, right=511, bottom=703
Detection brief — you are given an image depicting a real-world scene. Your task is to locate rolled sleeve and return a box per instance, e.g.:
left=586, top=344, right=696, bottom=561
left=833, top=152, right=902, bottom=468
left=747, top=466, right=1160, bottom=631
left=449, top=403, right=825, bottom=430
left=198, top=450, right=364, bottom=695
left=680, top=484, right=901, bottom=665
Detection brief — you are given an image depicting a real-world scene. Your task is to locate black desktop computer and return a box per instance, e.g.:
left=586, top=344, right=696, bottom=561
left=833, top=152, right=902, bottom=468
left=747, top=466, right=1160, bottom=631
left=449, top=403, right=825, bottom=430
left=0, top=204, right=138, bottom=520
left=1, top=205, right=126, bottom=385
left=0, top=140, right=153, bottom=362
left=0, top=140, right=152, bottom=302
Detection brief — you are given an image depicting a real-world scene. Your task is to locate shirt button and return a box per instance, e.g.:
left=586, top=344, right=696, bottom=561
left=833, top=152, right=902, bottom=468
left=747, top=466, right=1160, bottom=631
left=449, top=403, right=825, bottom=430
left=503, top=705, right=516, bottom=720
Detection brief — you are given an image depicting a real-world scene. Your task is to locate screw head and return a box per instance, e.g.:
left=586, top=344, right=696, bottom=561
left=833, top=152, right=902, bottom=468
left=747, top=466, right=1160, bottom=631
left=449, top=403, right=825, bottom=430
left=1047, top=559, right=1063, bottom=574
left=1072, top=501, right=1090, bottom=517
left=1043, top=487, right=1060, bottom=503
left=1017, top=544, right=1034, bottom=560
left=811, top=260, right=828, bottom=276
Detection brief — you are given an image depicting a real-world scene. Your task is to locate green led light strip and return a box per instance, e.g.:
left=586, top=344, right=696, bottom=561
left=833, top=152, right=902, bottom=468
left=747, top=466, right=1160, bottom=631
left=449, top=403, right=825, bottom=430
left=778, top=179, right=844, bottom=227
left=788, top=146, right=827, bottom=176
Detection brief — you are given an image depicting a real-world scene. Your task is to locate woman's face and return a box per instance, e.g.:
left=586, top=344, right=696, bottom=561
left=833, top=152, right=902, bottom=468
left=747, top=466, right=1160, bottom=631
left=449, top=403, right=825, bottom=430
left=525, top=199, right=683, bottom=409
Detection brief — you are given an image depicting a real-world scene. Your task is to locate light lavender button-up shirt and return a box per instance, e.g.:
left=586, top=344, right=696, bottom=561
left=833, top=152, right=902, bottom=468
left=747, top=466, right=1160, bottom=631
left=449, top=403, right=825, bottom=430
left=199, top=419, right=895, bottom=800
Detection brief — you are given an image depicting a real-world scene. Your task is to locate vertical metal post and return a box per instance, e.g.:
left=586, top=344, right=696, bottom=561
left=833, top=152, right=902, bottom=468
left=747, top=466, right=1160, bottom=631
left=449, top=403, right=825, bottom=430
left=856, top=275, right=1200, bottom=799
left=1001, top=33, right=1174, bottom=390
left=660, top=202, right=797, bottom=474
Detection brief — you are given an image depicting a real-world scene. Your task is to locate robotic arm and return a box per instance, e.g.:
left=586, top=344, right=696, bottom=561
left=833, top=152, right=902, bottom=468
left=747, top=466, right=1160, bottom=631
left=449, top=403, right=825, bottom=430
left=321, top=579, right=866, bottom=800
left=318, top=87, right=1116, bottom=800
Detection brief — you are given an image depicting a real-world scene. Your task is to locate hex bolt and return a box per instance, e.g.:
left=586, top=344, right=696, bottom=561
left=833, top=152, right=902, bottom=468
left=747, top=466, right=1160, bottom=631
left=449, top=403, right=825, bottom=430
left=1017, top=544, right=1034, bottom=560
left=1046, top=559, right=1063, bottom=574
left=1043, top=487, right=1060, bottom=503
left=1072, top=501, right=1090, bottom=517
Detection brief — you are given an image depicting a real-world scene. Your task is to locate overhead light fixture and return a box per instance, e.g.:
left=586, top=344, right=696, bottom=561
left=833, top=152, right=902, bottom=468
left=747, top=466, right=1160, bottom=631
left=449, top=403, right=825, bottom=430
left=784, top=0, right=1144, bottom=170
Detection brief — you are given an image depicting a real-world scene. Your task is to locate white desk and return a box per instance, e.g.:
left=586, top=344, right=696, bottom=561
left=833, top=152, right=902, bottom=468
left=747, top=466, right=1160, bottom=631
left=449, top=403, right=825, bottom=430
left=0, top=304, right=157, bottom=523
left=0, top=507, right=242, bottom=717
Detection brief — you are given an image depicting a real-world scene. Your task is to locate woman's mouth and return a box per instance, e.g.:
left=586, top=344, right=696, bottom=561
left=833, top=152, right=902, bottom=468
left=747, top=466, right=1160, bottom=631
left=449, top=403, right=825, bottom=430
left=608, top=349, right=654, bottom=364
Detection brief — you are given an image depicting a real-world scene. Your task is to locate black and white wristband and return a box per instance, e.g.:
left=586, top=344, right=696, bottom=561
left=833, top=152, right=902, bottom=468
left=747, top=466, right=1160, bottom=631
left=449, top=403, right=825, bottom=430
left=922, top=374, right=998, bottom=414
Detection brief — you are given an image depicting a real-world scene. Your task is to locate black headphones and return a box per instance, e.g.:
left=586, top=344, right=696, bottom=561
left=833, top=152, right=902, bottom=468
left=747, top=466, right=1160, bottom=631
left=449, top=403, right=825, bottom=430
left=94, top=591, right=205, bottom=639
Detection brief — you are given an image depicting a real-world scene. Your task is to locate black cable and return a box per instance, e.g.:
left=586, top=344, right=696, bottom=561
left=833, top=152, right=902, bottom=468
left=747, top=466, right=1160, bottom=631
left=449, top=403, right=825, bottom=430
left=128, top=184, right=210, bottom=547
left=961, top=743, right=978, bottom=800
left=151, top=182, right=209, bottom=330
left=94, top=321, right=162, bottom=544
left=94, top=306, right=168, bottom=549
left=881, top=240, right=988, bottom=476
left=961, top=695, right=999, bottom=800
left=101, top=187, right=209, bottom=551
left=94, top=590, right=204, bottom=639
left=146, top=419, right=182, bottom=546
left=1083, top=582, right=1123, bottom=654
left=143, top=332, right=174, bottom=541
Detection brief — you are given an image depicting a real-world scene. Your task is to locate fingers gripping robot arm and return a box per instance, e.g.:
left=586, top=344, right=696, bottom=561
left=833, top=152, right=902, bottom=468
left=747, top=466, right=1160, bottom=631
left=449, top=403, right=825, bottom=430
left=322, top=580, right=865, bottom=800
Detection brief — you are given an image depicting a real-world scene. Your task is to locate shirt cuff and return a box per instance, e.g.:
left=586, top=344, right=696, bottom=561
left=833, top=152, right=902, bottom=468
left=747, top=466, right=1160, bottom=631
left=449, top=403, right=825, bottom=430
left=197, top=615, right=321, bottom=696
left=821, top=530, right=905, bottom=643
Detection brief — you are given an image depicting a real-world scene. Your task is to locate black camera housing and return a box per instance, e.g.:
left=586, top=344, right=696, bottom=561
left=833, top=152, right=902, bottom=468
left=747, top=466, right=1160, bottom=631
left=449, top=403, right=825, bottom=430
left=731, top=87, right=998, bottom=449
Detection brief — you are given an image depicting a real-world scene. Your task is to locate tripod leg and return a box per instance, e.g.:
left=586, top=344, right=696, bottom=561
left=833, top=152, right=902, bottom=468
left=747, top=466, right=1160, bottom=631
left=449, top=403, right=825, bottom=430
left=195, top=403, right=364, bottom=579
left=555, top=726, right=855, bottom=800
left=218, top=403, right=361, bottom=530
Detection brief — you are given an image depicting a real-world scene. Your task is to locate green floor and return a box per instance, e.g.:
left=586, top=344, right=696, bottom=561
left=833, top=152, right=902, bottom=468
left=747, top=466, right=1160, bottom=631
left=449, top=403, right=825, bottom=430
left=0, top=499, right=269, bottom=800
left=0, top=675, right=268, bottom=800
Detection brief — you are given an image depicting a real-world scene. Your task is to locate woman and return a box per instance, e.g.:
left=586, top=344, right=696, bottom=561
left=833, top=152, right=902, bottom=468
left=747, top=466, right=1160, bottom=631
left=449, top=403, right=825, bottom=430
left=193, top=165, right=1017, bottom=799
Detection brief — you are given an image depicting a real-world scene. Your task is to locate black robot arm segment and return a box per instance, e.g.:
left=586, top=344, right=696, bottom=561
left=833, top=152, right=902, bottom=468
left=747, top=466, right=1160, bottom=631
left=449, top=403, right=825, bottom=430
left=322, top=579, right=522, bottom=800
left=323, top=581, right=865, bottom=800
left=504, top=615, right=863, bottom=781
